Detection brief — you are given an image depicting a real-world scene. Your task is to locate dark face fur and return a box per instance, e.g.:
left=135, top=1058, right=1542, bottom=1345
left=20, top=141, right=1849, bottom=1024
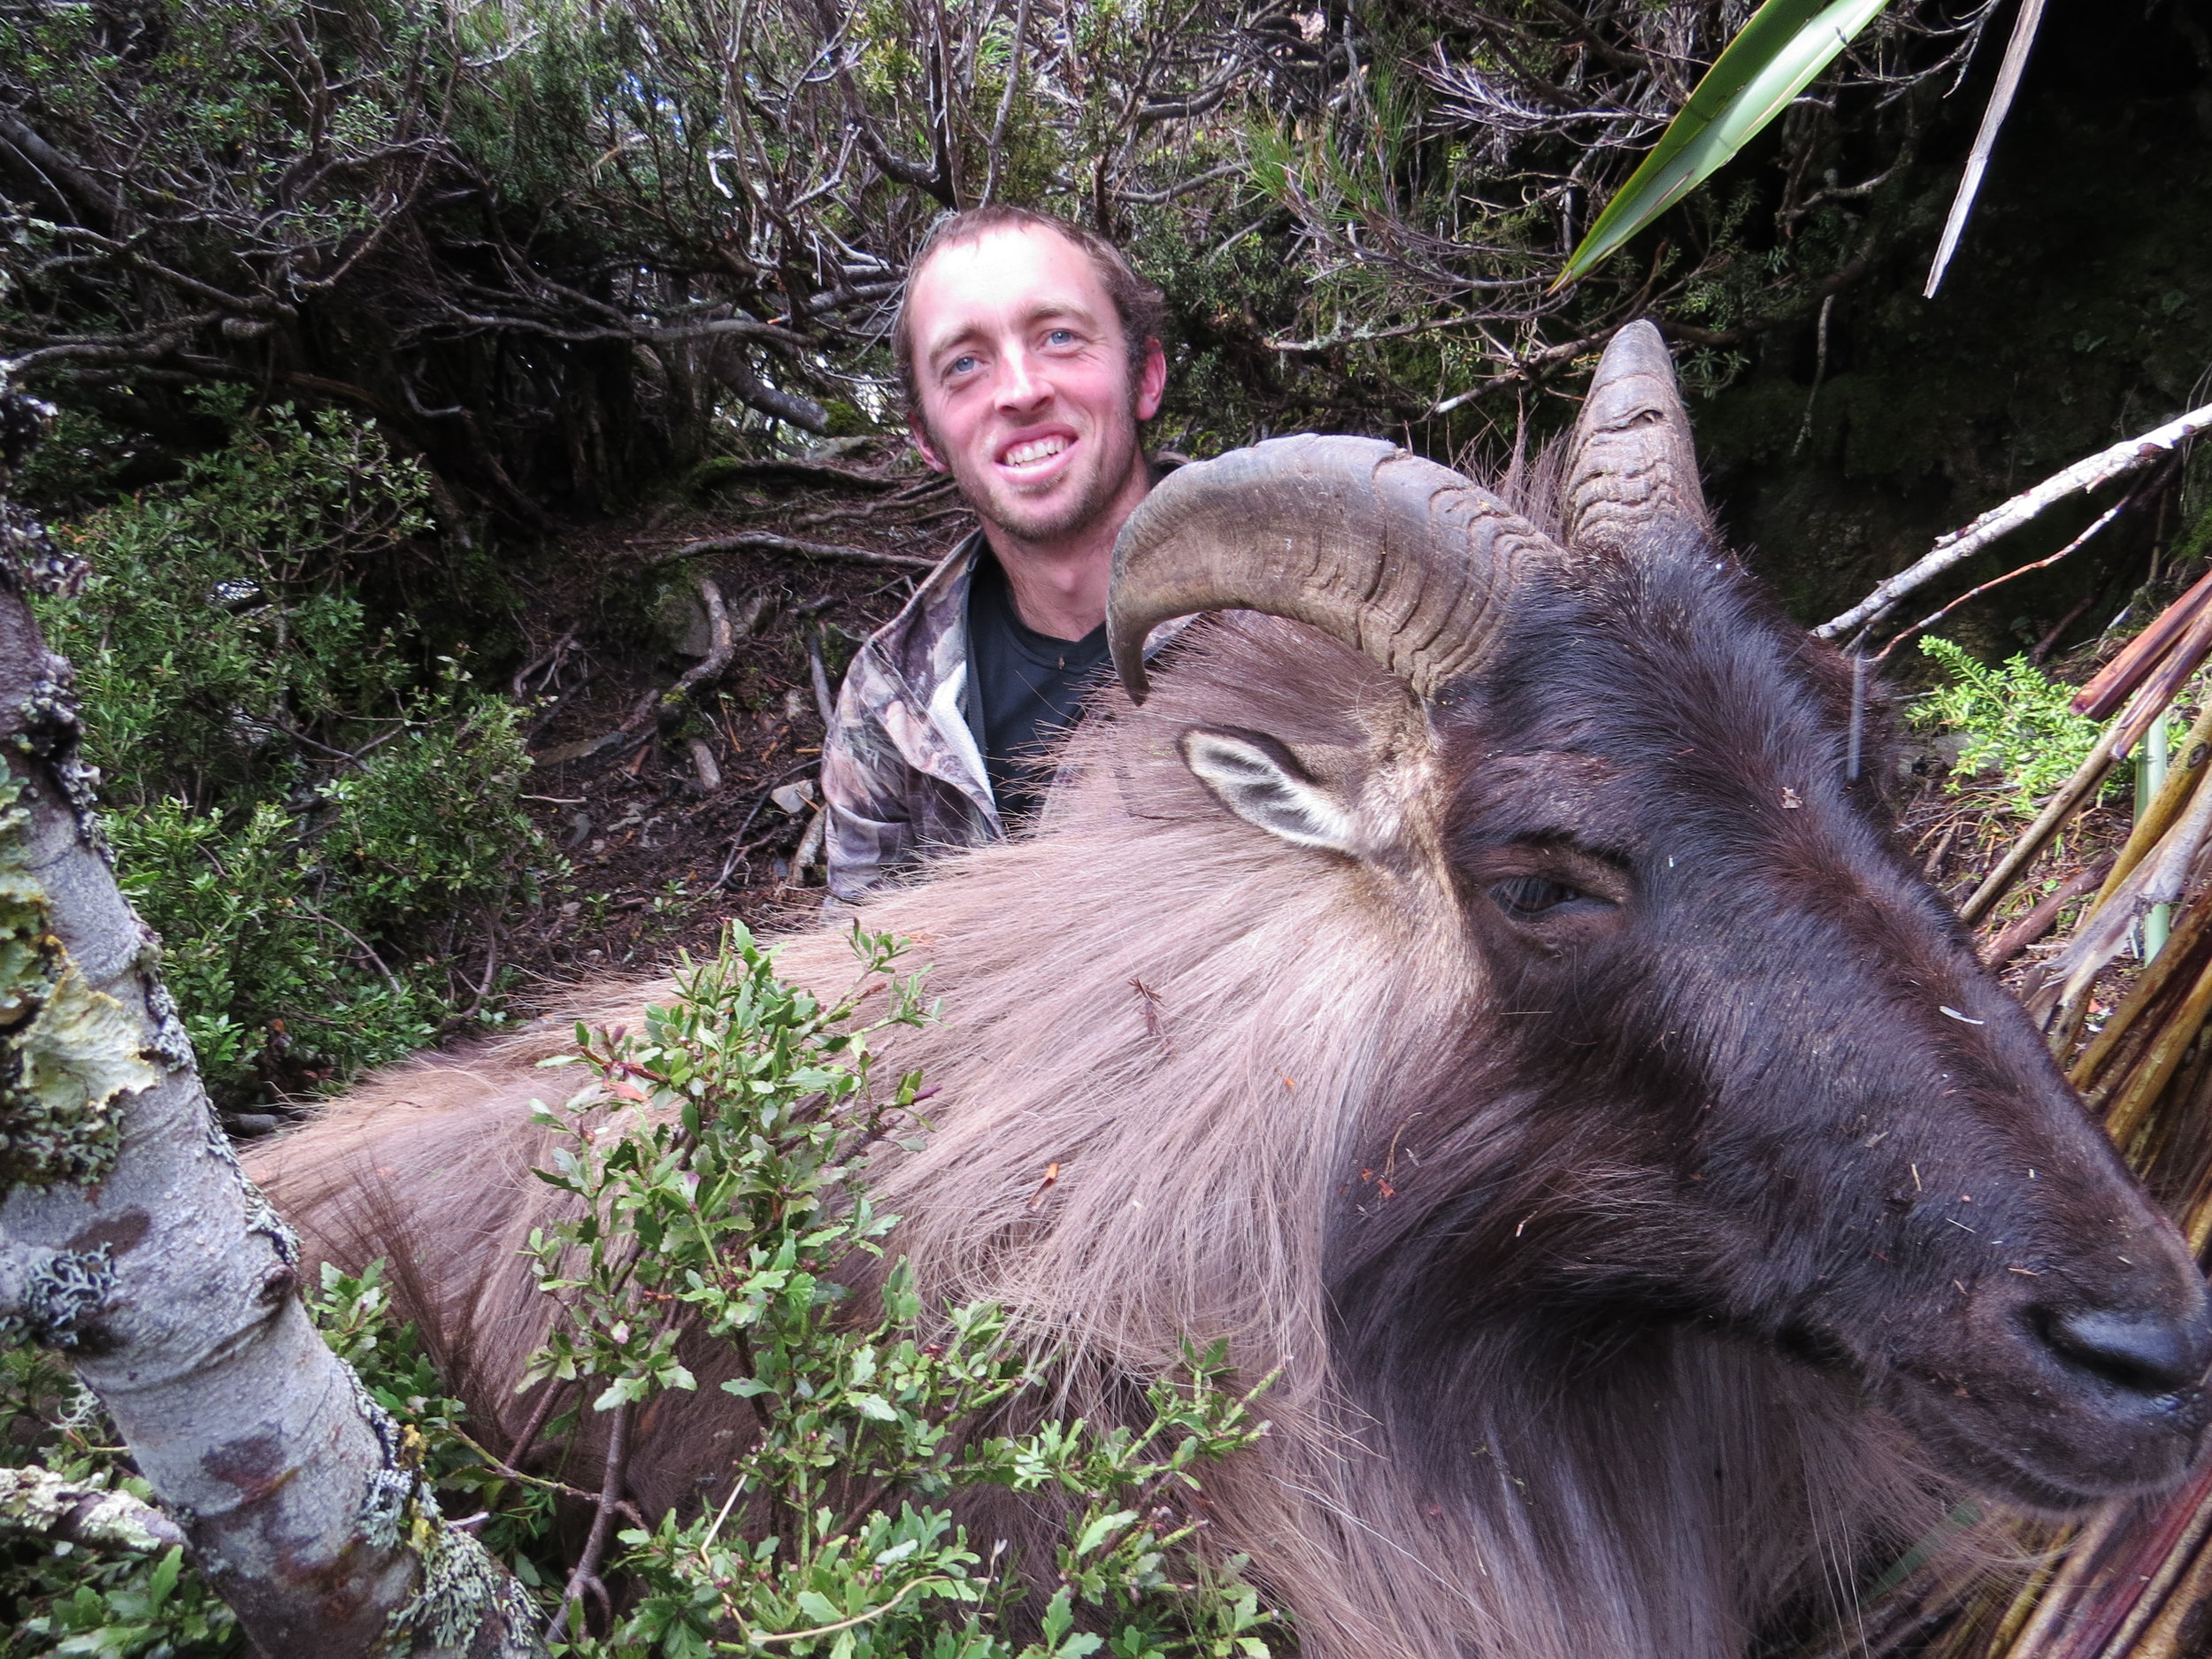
left=1353, top=534, right=2212, bottom=1511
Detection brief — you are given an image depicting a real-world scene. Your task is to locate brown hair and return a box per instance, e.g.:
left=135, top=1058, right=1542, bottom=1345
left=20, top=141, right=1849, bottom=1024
left=253, top=603, right=2001, bottom=1659
left=891, top=204, right=1167, bottom=427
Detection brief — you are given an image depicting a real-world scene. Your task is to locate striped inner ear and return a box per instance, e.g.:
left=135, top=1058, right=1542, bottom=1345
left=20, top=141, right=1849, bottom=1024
left=1179, top=726, right=1356, bottom=854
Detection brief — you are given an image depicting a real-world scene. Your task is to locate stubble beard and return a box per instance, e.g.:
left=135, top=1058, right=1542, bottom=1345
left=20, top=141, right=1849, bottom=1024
left=936, top=397, right=1145, bottom=550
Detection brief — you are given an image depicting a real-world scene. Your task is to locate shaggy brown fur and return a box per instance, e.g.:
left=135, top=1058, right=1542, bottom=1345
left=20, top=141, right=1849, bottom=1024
left=253, top=530, right=2211, bottom=1659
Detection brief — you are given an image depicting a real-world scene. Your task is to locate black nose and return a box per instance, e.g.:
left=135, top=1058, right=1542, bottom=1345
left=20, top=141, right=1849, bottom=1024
left=2039, top=1305, right=2212, bottom=1397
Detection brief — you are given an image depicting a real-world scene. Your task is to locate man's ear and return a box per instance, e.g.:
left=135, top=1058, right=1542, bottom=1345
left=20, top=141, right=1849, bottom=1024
left=1135, top=339, right=1167, bottom=423
left=908, top=414, right=949, bottom=473
left=1179, top=726, right=1356, bottom=854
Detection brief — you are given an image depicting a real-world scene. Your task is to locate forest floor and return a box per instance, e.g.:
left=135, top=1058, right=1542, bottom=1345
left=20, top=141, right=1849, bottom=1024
left=487, top=443, right=964, bottom=996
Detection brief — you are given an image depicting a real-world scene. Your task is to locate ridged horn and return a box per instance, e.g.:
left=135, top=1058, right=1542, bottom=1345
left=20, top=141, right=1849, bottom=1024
left=1559, top=319, right=1709, bottom=557
left=1108, top=434, right=1561, bottom=705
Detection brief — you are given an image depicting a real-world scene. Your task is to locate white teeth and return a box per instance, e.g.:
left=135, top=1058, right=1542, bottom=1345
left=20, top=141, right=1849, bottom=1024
left=1002, top=435, right=1069, bottom=466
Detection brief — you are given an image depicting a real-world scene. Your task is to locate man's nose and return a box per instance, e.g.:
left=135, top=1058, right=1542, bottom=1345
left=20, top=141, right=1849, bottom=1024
left=994, top=348, right=1049, bottom=410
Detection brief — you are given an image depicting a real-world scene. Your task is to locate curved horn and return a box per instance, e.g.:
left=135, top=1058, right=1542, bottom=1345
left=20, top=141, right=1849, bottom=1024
left=1559, top=320, right=1709, bottom=557
left=1108, top=434, right=1560, bottom=704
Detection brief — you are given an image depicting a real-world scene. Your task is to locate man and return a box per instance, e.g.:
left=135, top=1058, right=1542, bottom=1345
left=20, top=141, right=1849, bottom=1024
left=819, top=205, right=1170, bottom=902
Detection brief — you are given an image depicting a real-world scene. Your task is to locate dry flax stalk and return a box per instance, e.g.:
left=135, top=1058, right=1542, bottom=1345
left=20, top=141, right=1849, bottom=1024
left=2068, top=905, right=2212, bottom=1094
left=2087, top=701, right=2212, bottom=910
left=1982, top=860, right=2112, bottom=969
left=1907, top=851, right=2212, bottom=1659
left=2074, top=565, right=2212, bottom=721
left=2032, top=778, right=2212, bottom=1013
left=1922, top=0, right=2047, bottom=299
left=2075, top=1464, right=2212, bottom=1659
left=2106, top=970, right=2212, bottom=1167
left=2009, top=884, right=2212, bottom=1659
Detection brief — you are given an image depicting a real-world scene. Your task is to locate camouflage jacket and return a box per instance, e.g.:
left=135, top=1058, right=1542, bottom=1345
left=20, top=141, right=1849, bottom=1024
left=821, top=527, right=1185, bottom=902
left=820, top=529, right=1000, bottom=903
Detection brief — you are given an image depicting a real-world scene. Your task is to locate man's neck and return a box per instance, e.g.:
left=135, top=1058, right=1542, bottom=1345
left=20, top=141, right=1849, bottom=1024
left=985, top=535, right=1110, bottom=641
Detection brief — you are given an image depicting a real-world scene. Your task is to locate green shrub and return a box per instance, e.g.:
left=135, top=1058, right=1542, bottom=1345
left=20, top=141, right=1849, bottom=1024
left=532, top=925, right=1278, bottom=1657
left=0, top=1346, right=244, bottom=1658
left=31, top=400, right=550, bottom=1106
left=1915, top=636, right=2114, bottom=814
left=0, top=929, right=1278, bottom=1657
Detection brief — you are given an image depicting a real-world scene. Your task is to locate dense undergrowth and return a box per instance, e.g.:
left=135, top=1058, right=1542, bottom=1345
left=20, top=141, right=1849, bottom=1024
left=29, top=396, right=550, bottom=1111
left=0, top=926, right=1276, bottom=1657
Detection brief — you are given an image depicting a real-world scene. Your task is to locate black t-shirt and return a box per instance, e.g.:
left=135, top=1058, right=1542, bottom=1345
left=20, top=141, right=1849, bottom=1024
left=965, top=550, right=1110, bottom=827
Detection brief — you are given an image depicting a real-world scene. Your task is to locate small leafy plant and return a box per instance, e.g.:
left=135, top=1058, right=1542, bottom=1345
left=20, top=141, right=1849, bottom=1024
left=526, top=924, right=1279, bottom=1656
left=1916, top=636, right=2110, bottom=814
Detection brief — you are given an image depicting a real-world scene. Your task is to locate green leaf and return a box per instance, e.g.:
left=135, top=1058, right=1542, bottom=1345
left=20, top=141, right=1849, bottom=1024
left=1559, top=0, right=1894, bottom=284
left=849, top=1391, right=899, bottom=1422
left=1073, top=1509, right=1139, bottom=1557
left=147, top=1545, right=182, bottom=1610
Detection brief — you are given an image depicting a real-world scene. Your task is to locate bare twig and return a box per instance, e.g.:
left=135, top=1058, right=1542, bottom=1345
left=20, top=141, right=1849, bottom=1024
left=1870, top=497, right=2131, bottom=664
left=2031, top=764, right=2212, bottom=1012
left=618, top=576, right=739, bottom=738
left=0, top=1465, right=188, bottom=1553
left=1817, top=399, right=2212, bottom=640
left=546, top=1398, right=630, bottom=1642
left=980, top=0, right=1033, bottom=205
left=1426, top=325, right=1623, bottom=417
left=806, top=631, right=837, bottom=732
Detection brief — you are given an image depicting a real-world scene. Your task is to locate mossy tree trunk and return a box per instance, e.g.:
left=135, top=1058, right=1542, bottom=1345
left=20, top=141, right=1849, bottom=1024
left=0, top=392, right=542, bottom=1657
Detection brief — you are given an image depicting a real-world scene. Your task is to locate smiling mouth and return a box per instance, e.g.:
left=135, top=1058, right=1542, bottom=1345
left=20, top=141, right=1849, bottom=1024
left=1000, top=434, right=1071, bottom=469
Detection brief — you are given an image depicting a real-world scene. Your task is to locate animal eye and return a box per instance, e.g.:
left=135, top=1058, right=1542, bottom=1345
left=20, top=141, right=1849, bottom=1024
left=1488, top=876, right=1586, bottom=918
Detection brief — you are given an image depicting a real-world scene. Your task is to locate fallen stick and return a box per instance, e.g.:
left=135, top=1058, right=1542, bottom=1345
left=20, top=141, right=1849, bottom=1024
left=1870, top=497, right=2129, bottom=665
left=2083, top=698, right=2212, bottom=911
left=1980, top=859, right=2110, bottom=969
left=1816, top=399, right=2212, bottom=641
left=626, top=576, right=736, bottom=728
left=648, top=530, right=937, bottom=570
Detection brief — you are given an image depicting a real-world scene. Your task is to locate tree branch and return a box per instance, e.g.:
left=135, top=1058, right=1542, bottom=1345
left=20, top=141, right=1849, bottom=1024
left=1816, top=398, right=2212, bottom=641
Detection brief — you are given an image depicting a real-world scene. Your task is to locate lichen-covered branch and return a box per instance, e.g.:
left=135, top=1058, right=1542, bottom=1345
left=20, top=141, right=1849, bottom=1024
left=0, top=381, right=543, bottom=1657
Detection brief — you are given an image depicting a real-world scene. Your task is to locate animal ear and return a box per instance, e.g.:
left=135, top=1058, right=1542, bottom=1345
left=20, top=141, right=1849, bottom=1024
left=1179, top=726, right=1356, bottom=854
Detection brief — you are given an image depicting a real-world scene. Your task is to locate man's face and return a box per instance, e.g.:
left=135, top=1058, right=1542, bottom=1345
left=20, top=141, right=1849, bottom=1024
left=906, top=226, right=1167, bottom=550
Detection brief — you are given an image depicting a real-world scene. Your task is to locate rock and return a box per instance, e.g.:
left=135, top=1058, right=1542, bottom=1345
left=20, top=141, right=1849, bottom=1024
left=654, top=582, right=716, bottom=658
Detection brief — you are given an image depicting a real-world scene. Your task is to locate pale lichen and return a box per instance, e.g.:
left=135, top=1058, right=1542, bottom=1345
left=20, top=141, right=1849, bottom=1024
left=11, top=663, right=109, bottom=851
left=351, top=1362, right=539, bottom=1659
left=0, top=765, right=158, bottom=1188
left=0, top=1463, right=184, bottom=1552
left=385, top=1513, right=541, bottom=1658
left=0, top=1243, right=117, bottom=1348
left=196, top=1100, right=300, bottom=1266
